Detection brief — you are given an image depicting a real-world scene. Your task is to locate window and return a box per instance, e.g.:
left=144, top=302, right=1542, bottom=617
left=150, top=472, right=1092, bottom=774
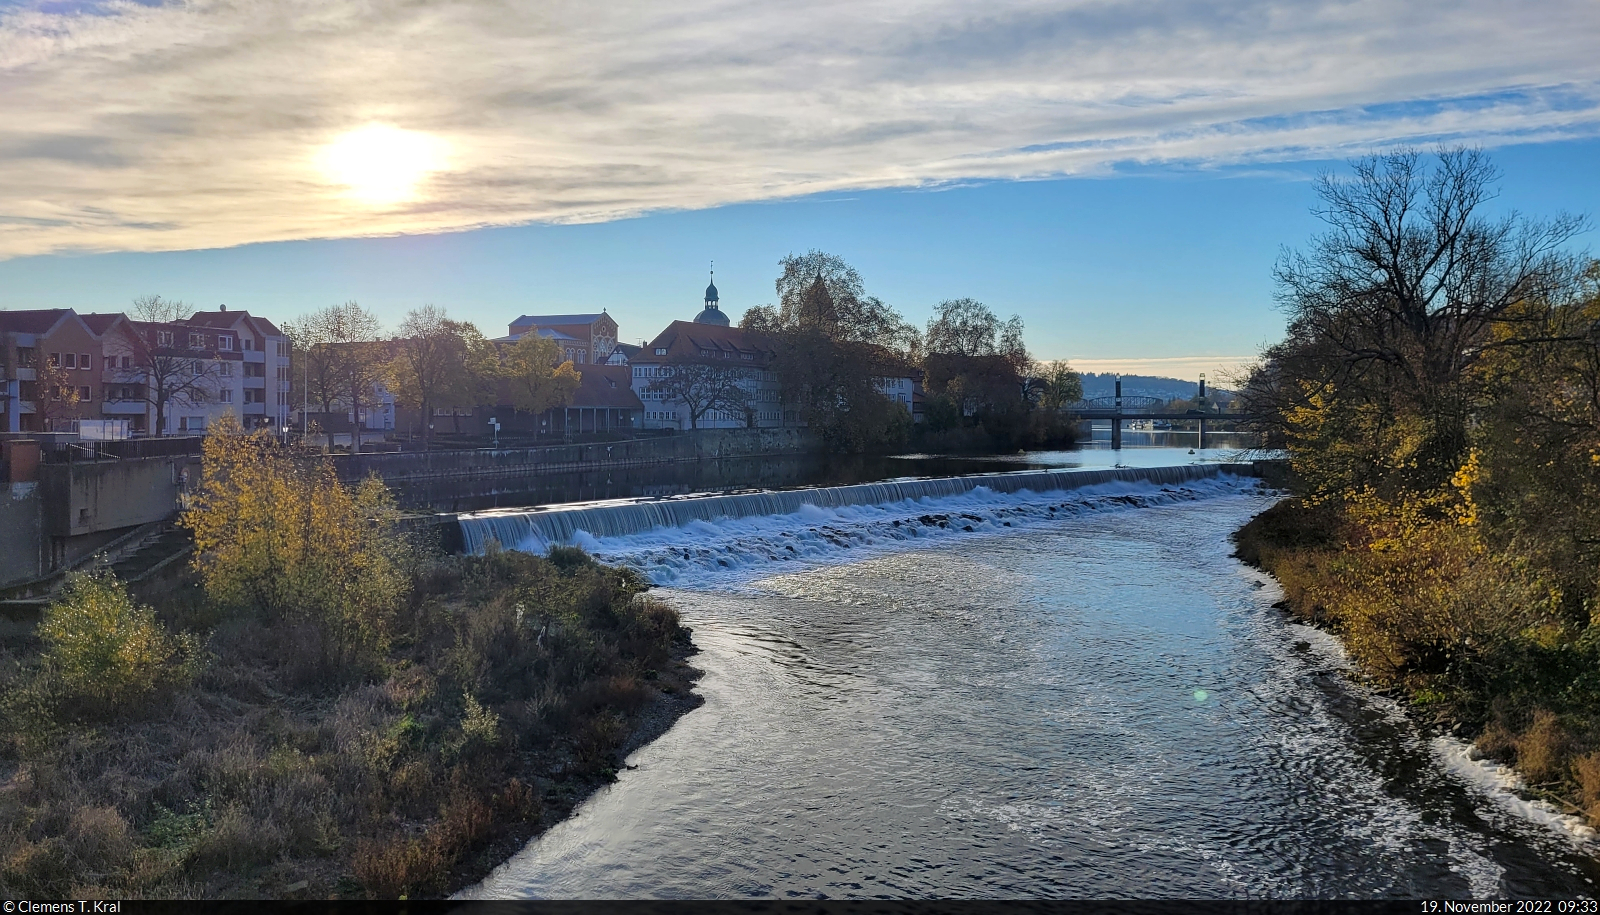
left=16, top=347, right=35, bottom=367
left=242, top=338, right=254, bottom=351
left=244, top=362, right=264, bottom=377
left=78, top=386, right=91, bottom=401
left=218, top=389, right=232, bottom=403
left=191, top=360, right=203, bottom=375
left=79, top=353, right=90, bottom=369
left=157, top=331, right=173, bottom=347
left=219, top=336, right=233, bottom=351
left=654, top=347, right=668, bottom=356
left=189, top=333, right=204, bottom=349
left=120, top=356, right=130, bottom=369
left=191, top=389, right=206, bottom=403
left=218, top=361, right=233, bottom=376
left=62, top=353, right=75, bottom=369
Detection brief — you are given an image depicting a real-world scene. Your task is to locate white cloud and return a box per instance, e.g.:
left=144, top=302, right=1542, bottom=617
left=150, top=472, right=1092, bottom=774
left=1, top=0, right=1597, bottom=257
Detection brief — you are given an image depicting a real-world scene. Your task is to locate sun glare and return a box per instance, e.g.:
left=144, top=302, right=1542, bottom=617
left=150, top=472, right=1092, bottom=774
left=319, top=124, right=448, bottom=206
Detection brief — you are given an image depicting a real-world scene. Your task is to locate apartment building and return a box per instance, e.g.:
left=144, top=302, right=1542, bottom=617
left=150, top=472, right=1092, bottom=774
left=0, top=306, right=290, bottom=435
left=0, top=309, right=112, bottom=433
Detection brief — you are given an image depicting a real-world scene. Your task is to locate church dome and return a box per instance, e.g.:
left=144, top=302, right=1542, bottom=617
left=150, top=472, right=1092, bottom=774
left=693, top=304, right=730, bottom=326
left=705, top=280, right=719, bottom=303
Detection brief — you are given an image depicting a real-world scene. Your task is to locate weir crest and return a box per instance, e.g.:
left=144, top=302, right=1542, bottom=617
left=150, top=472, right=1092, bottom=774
left=455, top=463, right=1256, bottom=558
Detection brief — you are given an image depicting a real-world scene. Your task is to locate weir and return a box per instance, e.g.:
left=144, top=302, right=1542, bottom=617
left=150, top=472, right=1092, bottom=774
left=455, top=462, right=1256, bottom=555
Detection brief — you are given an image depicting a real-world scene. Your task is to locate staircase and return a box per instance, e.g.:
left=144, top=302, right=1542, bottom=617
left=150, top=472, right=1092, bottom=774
left=105, top=526, right=193, bottom=583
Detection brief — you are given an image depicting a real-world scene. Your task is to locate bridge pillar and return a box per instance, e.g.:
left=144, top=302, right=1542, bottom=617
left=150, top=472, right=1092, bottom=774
left=1112, top=378, right=1122, bottom=450
left=1197, top=417, right=1206, bottom=450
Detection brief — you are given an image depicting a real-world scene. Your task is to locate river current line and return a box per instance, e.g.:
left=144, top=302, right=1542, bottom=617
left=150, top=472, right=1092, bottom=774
left=459, top=469, right=1600, bottom=899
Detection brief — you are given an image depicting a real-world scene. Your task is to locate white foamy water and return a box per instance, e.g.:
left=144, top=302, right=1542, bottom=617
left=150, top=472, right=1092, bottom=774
left=460, top=471, right=1600, bottom=899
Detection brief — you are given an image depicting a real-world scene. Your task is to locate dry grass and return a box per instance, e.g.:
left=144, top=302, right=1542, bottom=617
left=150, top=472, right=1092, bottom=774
left=0, top=547, right=697, bottom=899
left=1237, top=497, right=1600, bottom=828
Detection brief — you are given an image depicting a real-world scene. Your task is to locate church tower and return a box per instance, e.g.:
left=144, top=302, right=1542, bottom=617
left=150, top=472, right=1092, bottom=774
left=693, top=267, right=730, bottom=326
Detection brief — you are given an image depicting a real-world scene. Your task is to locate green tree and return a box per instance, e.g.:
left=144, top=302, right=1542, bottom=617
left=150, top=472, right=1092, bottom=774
left=1035, top=360, right=1084, bottom=412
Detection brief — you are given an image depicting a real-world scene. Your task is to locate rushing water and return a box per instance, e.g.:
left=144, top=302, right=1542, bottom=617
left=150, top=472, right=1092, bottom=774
left=461, top=469, right=1600, bottom=899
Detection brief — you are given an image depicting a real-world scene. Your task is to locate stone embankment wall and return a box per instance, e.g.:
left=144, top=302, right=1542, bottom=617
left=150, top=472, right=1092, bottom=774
left=334, top=427, right=816, bottom=483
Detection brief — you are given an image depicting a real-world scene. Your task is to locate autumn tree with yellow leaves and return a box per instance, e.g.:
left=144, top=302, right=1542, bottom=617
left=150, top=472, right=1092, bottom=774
left=181, top=414, right=411, bottom=663
left=501, top=333, right=581, bottom=416
left=1236, top=149, right=1600, bottom=819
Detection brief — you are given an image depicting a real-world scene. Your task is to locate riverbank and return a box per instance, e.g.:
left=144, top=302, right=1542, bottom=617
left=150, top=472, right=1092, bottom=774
left=1233, top=497, right=1600, bottom=834
left=0, top=547, right=701, bottom=899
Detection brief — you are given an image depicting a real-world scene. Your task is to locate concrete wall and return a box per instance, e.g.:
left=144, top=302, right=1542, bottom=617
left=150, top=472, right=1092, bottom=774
left=0, top=482, right=44, bottom=586
left=37, top=455, right=196, bottom=538
left=335, top=427, right=815, bottom=483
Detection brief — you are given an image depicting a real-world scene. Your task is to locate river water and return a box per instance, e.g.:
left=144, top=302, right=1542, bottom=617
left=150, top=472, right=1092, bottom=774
left=461, top=459, right=1600, bottom=899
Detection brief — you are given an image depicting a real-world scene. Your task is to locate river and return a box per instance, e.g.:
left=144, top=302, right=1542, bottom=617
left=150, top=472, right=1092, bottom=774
left=459, top=453, right=1600, bottom=898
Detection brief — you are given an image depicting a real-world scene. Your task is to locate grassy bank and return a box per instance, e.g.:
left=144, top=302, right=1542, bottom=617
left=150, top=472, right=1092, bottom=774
left=0, top=549, right=698, bottom=899
left=0, top=417, right=701, bottom=899
left=1235, top=497, right=1600, bottom=825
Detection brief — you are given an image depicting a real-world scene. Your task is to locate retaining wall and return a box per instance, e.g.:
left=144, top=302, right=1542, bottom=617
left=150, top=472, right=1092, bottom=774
left=334, top=427, right=815, bottom=483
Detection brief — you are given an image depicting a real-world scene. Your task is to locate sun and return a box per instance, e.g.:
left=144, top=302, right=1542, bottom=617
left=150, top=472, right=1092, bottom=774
left=319, top=124, right=448, bottom=206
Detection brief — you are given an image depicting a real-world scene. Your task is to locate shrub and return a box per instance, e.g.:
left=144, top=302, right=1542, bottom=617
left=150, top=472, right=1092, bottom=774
left=182, top=415, right=411, bottom=665
left=38, top=573, right=195, bottom=709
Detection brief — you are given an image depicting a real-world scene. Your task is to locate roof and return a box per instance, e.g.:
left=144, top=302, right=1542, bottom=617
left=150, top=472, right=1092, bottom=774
left=493, top=327, right=582, bottom=344
left=692, top=304, right=730, bottom=326
left=184, top=309, right=282, bottom=337
left=568, top=364, right=645, bottom=410
left=510, top=313, right=609, bottom=328
left=635, top=320, right=774, bottom=364
left=246, top=315, right=283, bottom=337
left=184, top=310, right=246, bottom=329
left=79, top=313, right=129, bottom=335
left=0, top=308, right=75, bottom=335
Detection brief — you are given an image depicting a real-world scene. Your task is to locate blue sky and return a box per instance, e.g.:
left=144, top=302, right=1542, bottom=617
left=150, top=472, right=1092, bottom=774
left=2, top=0, right=1598, bottom=378
left=2, top=139, right=1596, bottom=378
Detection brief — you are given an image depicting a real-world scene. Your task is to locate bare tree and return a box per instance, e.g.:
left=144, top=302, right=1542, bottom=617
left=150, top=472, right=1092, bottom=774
left=129, top=294, right=192, bottom=325
left=647, top=357, right=751, bottom=429
left=1271, top=146, right=1588, bottom=484
left=111, top=301, right=223, bottom=435
left=386, top=306, right=498, bottom=445
left=290, top=302, right=385, bottom=449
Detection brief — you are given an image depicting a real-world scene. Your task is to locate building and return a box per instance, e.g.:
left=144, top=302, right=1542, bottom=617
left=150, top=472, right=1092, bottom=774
left=630, top=278, right=792, bottom=430
left=497, top=312, right=620, bottom=365
left=112, top=307, right=292, bottom=435
left=1, top=305, right=291, bottom=436
left=178, top=308, right=293, bottom=433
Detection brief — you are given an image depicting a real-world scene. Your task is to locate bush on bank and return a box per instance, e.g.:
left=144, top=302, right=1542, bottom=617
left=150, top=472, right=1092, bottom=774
left=1236, top=150, right=1600, bottom=822
left=0, top=421, right=695, bottom=899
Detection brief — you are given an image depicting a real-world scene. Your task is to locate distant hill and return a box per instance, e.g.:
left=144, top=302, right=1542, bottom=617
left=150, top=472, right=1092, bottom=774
left=1077, top=372, right=1234, bottom=404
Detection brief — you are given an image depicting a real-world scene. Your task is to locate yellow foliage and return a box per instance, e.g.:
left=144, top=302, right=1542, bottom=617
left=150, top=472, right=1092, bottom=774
left=38, top=573, right=194, bottom=705
left=502, top=334, right=581, bottom=415
left=181, top=414, right=410, bottom=658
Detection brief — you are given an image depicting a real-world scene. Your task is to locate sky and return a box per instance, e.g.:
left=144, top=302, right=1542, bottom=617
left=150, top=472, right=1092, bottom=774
left=2, top=0, right=1599, bottom=380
